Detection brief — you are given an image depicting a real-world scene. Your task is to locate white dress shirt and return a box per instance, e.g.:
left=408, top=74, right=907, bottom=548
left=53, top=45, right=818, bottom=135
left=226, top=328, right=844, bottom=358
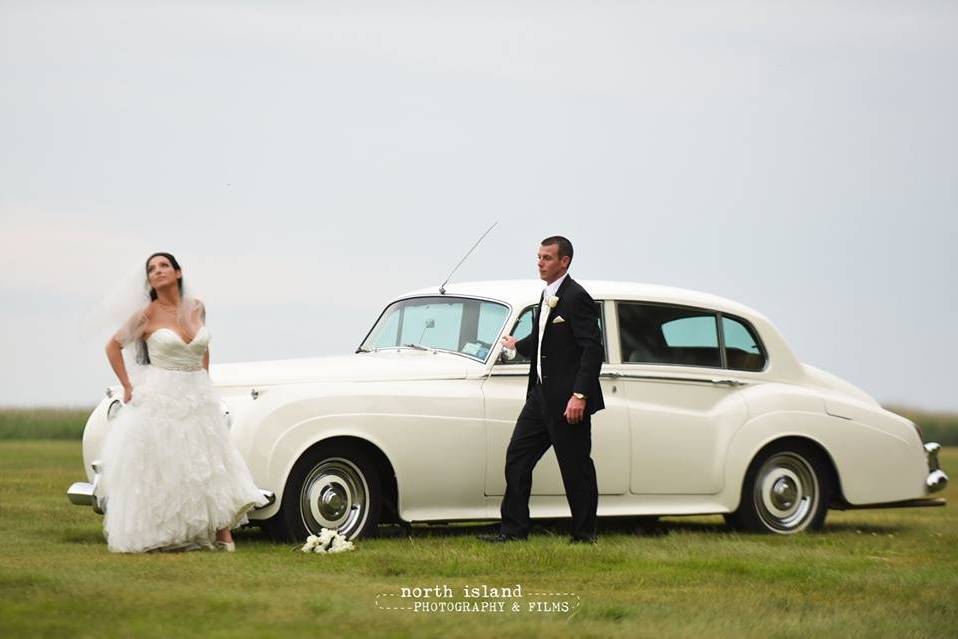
left=537, top=273, right=568, bottom=382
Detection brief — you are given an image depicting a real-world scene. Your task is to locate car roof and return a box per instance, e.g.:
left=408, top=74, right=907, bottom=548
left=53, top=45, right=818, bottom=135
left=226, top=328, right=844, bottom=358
left=398, top=279, right=769, bottom=321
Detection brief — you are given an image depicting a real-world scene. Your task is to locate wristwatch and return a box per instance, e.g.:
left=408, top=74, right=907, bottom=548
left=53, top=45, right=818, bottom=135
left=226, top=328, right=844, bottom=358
left=572, top=392, right=586, bottom=400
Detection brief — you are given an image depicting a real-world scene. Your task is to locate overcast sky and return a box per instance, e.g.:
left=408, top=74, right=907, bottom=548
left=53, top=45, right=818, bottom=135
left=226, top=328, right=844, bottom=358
left=2, top=1, right=956, bottom=411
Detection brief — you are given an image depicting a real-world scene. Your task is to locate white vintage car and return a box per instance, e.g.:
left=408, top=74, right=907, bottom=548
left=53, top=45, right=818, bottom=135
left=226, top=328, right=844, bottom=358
left=68, top=280, right=948, bottom=538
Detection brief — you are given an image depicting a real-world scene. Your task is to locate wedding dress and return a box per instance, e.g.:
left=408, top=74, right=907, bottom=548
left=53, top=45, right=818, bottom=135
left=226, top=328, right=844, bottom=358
left=96, top=325, right=267, bottom=553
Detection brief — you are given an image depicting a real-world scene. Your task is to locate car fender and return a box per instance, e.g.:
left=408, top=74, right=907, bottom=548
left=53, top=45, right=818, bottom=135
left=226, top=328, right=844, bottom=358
left=233, top=379, right=487, bottom=522
left=723, top=386, right=929, bottom=509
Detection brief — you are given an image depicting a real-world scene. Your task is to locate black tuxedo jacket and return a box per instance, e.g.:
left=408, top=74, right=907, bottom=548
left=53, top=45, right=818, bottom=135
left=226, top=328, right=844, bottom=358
left=514, top=276, right=605, bottom=420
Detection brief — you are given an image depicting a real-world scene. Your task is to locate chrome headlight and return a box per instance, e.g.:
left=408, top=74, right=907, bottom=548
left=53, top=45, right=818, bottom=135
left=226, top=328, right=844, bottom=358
left=107, top=399, right=122, bottom=420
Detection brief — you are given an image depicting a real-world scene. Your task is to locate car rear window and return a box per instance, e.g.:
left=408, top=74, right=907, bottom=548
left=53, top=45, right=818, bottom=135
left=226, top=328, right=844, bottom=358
left=618, top=303, right=721, bottom=367
left=722, top=316, right=766, bottom=371
left=617, top=302, right=767, bottom=371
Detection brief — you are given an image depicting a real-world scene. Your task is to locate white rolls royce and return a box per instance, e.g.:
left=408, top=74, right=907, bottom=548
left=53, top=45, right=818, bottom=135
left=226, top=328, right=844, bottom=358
left=68, top=280, right=948, bottom=538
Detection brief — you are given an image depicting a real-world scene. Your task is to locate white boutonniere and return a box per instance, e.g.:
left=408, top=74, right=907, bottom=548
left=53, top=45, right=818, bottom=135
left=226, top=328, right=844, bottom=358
left=547, top=296, right=559, bottom=309
left=301, top=527, right=356, bottom=554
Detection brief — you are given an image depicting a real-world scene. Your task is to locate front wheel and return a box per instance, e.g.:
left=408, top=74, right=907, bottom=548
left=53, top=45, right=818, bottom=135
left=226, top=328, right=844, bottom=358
left=730, top=442, right=832, bottom=534
left=265, top=443, right=381, bottom=542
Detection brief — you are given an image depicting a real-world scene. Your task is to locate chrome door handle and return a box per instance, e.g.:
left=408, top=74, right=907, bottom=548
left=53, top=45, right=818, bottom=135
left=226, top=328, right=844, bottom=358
left=710, top=378, right=745, bottom=387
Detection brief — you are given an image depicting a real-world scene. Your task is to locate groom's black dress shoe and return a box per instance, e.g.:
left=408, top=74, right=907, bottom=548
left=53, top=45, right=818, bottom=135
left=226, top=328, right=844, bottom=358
left=477, top=533, right=527, bottom=543
left=569, top=535, right=598, bottom=545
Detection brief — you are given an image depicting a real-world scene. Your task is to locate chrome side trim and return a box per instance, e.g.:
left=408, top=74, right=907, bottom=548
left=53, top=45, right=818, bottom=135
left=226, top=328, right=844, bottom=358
left=603, top=371, right=747, bottom=386
left=490, top=370, right=625, bottom=378
left=487, top=371, right=739, bottom=385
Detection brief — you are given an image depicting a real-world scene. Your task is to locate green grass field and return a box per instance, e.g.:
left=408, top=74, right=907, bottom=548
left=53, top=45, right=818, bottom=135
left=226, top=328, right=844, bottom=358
left=1, top=439, right=955, bottom=639
left=0, top=408, right=92, bottom=440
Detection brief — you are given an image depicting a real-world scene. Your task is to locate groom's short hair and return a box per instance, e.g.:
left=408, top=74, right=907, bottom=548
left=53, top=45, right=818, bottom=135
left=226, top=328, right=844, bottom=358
left=541, top=236, right=574, bottom=262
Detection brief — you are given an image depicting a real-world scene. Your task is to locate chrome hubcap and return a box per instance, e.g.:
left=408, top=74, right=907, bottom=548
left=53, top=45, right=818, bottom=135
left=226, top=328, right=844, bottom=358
left=753, top=452, right=818, bottom=533
left=300, top=458, right=368, bottom=539
left=319, top=484, right=348, bottom=520
left=770, top=476, right=797, bottom=510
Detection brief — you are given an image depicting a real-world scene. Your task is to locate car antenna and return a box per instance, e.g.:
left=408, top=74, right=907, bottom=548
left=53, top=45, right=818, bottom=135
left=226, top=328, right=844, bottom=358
left=439, top=221, right=497, bottom=295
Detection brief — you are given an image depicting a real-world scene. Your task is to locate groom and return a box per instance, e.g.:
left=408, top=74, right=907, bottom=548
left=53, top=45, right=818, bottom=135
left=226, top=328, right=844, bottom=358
left=481, top=236, right=605, bottom=544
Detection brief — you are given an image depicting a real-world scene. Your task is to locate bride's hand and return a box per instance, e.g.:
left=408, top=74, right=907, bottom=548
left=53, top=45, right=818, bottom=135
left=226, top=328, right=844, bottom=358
left=123, top=384, right=133, bottom=404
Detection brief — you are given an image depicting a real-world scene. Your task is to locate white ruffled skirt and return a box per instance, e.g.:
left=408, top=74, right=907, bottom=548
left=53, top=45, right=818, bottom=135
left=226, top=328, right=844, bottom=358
left=97, top=365, right=267, bottom=553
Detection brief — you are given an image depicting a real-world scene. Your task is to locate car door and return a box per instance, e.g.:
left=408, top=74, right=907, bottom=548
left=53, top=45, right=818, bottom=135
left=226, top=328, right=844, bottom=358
left=609, top=301, right=755, bottom=495
left=482, top=301, right=630, bottom=496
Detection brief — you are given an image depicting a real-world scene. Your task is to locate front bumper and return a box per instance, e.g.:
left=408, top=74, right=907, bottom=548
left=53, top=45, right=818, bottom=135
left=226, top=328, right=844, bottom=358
left=925, top=442, right=948, bottom=493
left=66, top=460, right=276, bottom=515
left=67, top=460, right=105, bottom=514
left=67, top=481, right=102, bottom=512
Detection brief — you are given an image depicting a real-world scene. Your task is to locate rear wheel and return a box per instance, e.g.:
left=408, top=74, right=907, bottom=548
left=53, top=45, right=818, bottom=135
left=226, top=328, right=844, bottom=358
left=731, top=441, right=831, bottom=534
left=264, top=443, right=381, bottom=542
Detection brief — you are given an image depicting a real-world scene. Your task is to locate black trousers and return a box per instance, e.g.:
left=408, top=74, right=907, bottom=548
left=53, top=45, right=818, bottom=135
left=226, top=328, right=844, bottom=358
left=499, top=383, right=598, bottom=539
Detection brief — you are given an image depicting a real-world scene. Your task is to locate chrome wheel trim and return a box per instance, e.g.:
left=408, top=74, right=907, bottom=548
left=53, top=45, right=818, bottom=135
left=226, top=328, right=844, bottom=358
left=300, top=457, right=369, bottom=539
left=752, top=452, right=819, bottom=534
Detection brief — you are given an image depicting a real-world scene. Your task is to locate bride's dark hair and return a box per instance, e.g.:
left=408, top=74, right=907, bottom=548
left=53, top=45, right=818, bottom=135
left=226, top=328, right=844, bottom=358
left=138, top=252, right=184, bottom=365
left=145, top=252, right=184, bottom=300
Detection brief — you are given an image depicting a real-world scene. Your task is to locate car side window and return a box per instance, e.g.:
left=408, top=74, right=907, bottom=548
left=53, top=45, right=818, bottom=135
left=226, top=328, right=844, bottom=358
left=595, top=301, right=607, bottom=362
left=722, top=316, right=766, bottom=371
left=618, top=303, right=721, bottom=368
left=507, top=306, right=536, bottom=364
left=502, top=302, right=607, bottom=365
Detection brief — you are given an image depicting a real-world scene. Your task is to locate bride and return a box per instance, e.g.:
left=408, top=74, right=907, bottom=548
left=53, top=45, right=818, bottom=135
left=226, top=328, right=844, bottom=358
left=96, top=252, right=267, bottom=553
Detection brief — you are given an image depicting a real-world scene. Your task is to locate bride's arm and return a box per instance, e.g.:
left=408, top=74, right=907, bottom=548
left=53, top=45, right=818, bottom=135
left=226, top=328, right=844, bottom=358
left=203, top=348, right=210, bottom=372
left=105, top=338, right=134, bottom=403
left=107, top=308, right=148, bottom=403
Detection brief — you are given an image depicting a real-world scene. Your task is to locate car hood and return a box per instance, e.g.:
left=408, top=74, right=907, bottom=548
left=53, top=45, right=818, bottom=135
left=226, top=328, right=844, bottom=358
left=210, top=349, right=487, bottom=387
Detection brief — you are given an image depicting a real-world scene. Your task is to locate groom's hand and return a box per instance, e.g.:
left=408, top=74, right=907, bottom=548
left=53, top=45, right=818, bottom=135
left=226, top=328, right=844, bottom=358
left=564, top=395, right=586, bottom=424
left=501, top=335, right=518, bottom=350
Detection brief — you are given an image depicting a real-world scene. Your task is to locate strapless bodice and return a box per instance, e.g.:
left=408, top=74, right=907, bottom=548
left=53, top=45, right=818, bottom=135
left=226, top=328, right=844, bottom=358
left=145, top=326, right=210, bottom=371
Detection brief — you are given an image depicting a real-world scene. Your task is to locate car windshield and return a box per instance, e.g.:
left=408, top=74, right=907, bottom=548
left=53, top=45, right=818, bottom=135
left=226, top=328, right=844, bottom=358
left=360, top=296, right=510, bottom=362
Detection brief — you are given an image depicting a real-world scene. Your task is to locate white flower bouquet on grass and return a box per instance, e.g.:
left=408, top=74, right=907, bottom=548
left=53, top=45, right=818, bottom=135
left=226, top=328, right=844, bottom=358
left=301, top=528, right=355, bottom=554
